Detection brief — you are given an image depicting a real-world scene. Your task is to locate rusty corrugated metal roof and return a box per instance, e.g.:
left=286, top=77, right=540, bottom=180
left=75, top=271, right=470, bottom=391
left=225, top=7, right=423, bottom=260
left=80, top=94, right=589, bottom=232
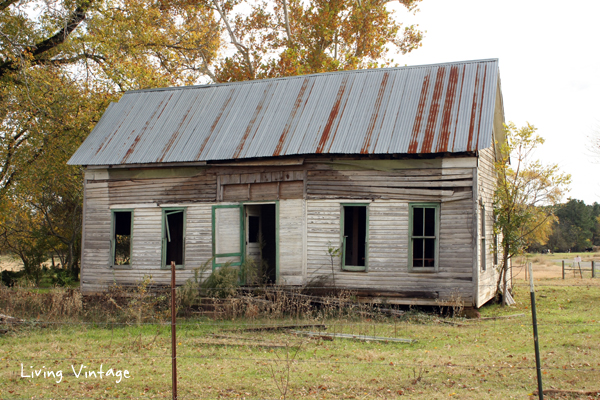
left=68, top=59, right=501, bottom=166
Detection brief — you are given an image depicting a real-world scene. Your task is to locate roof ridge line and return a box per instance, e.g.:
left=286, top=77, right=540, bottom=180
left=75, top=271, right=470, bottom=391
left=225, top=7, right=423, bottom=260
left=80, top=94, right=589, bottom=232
left=126, top=58, right=499, bottom=95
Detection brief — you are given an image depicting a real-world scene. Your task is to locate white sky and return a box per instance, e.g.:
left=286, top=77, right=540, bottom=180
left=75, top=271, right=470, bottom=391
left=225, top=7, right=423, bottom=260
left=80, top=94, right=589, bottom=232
left=392, top=0, right=600, bottom=205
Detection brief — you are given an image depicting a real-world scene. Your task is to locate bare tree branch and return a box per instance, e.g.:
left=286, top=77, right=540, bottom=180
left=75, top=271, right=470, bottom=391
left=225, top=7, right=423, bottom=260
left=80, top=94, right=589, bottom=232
left=282, top=0, right=292, bottom=44
left=211, top=0, right=255, bottom=78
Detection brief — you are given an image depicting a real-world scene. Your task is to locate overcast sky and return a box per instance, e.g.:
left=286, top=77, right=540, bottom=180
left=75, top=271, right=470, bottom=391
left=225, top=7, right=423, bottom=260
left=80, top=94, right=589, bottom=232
left=391, top=0, right=600, bottom=205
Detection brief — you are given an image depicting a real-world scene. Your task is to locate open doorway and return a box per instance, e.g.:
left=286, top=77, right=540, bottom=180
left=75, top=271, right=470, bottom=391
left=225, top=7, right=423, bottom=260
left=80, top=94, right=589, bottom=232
left=244, top=204, right=276, bottom=284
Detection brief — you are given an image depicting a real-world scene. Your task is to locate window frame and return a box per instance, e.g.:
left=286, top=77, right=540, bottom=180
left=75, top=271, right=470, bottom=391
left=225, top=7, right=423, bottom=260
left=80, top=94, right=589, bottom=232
left=340, top=203, right=369, bottom=272
left=110, top=209, right=134, bottom=269
left=161, top=207, right=187, bottom=270
left=408, top=203, right=440, bottom=272
left=480, top=202, right=486, bottom=271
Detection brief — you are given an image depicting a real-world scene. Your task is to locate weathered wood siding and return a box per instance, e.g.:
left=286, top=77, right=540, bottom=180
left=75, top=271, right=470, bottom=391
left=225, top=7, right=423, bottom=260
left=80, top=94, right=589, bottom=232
left=278, top=199, right=305, bottom=285
left=305, top=198, right=474, bottom=305
left=81, top=180, right=110, bottom=293
left=81, top=170, right=215, bottom=293
left=476, top=145, right=500, bottom=306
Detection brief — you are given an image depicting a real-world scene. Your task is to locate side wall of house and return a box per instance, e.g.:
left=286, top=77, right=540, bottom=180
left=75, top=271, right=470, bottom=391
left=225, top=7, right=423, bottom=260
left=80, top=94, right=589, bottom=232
left=476, top=146, right=500, bottom=306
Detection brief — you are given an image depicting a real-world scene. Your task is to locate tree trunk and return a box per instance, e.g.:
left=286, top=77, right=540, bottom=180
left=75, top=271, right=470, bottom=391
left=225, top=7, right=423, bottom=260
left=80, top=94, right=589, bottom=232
left=496, top=240, right=510, bottom=307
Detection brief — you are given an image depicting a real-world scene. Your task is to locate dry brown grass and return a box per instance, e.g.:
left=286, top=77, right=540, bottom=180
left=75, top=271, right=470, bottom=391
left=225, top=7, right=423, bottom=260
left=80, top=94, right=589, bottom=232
left=0, top=255, right=22, bottom=272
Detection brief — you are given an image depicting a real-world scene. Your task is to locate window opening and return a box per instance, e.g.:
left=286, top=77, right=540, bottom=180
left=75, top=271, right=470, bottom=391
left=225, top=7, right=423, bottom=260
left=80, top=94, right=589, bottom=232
left=248, top=215, right=260, bottom=243
left=112, top=211, right=132, bottom=266
left=164, top=209, right=185, bottom=267
left=343, top=206, right=367, bottom=268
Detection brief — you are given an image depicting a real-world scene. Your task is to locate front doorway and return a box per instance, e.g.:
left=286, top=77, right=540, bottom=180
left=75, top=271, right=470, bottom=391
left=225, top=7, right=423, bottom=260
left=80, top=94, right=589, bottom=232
left=244, top=204, right=276, bottom=284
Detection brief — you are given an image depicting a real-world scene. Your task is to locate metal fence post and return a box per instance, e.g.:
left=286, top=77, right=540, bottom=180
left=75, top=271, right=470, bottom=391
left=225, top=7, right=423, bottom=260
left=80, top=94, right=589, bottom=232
left=562, top=260, right=565, bottom=280
left=592, top=261, right=596, bottom=278
left=528, top=263, right=544, bottom=400
left=171, top=261, right=178, bottom=400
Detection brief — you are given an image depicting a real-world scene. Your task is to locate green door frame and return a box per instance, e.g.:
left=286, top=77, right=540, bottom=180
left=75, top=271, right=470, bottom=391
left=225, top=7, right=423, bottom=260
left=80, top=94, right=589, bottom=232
left=211, top=201, right=279, bottom=284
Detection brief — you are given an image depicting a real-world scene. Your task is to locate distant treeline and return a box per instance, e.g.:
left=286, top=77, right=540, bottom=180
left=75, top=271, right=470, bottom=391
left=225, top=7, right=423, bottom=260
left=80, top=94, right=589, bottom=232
left=528, top=199, right=600, bottom=253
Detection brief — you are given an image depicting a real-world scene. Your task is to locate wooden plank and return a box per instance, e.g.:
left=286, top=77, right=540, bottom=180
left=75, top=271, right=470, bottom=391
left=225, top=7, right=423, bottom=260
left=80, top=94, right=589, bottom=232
left=308, top=185, right=454, bottom=196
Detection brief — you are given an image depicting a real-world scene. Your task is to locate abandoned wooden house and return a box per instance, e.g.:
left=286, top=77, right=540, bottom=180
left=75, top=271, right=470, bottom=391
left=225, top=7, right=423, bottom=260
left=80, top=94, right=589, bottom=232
left=69, top=58, right=507, bottom=308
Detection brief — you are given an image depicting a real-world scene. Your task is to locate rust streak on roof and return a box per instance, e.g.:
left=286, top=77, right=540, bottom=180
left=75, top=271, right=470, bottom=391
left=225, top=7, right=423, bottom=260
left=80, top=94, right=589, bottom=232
left=467, top=64, right=481, bottom=152
left=421, top=67, right=446, bottom=153
left=195, top=88, right=235, bottom=160
left=408, top=72, right=432, bottom=153
left=159, top=104, right=193, bottom=162
left=95, top=102, right=136, bottom=156
left=475, top=64, right=488, bottom=150
left=273, top=77, right=310, bottom=156
left=234, top=83, right=271, bottom=159
left=436, top=66, right=459, bottom=152
left=451, top=66, right=467, bottom=152
left=316, top=76, right=349, bottom=154
left=361, top=72, right=389, bottom=154
left=122, top=93, right=174, bottom=163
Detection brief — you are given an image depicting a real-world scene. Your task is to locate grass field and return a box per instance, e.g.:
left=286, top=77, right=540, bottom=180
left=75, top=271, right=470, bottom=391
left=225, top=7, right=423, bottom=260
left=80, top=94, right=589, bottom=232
left=1, top=277, right=599, bottom=400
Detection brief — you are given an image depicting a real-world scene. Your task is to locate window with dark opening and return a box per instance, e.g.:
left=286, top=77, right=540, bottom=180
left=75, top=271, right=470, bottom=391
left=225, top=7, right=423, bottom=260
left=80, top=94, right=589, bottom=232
left=342, top=205, right=367, bottom=270
left=112, top=211, right=132, bottom=266
left=163, top=209, right=185, bottom=267
left=248, top=215, right=260, bottom=243
left=410, top=204, right=439, bottom=270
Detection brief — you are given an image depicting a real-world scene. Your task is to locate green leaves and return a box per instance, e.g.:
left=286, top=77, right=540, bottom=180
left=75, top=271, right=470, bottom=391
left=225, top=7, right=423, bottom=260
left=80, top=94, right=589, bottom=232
left=493, top=122, right=571, bottom=303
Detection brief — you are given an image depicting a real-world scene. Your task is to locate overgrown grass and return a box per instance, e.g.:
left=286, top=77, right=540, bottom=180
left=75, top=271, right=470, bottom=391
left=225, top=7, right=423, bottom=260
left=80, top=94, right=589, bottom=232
left=1, top=278, right=599, bottom=399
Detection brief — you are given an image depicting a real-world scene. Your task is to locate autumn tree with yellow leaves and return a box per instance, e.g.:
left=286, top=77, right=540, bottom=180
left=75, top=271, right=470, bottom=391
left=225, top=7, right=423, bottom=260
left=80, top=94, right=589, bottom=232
left=494, top=123, right=571, bottom=305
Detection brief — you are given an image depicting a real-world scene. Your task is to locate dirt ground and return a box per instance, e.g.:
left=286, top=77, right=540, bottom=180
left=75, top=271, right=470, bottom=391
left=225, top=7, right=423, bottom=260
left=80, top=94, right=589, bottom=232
left=512, top=257, right=598, bottom=280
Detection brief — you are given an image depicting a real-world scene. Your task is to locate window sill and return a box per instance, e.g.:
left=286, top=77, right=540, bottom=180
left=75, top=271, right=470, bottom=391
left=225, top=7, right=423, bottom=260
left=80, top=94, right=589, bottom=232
left=110, top=265, right=132, bottom=270
left=409, top=267, right=437, bottom=273
left=342, top=266, right=367, bottom=272
left=161, top=265, right=185, bottom=270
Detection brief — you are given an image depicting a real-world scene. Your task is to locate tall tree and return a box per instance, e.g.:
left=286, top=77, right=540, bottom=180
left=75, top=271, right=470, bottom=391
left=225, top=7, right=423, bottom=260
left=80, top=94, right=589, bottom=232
left=0, top=0, right=220, bottom=277
left=494, top=122, right=571, bottom=305
left=206, top=0, right=424, bottom=82
left=1, top=0, right=221, bottom=194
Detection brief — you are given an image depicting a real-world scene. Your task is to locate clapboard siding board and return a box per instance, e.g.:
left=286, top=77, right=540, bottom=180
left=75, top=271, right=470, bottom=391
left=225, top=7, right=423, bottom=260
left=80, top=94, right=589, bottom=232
left=107, top=174, right=217, bottom=205
left=306, top=167, right=473, bottom=201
